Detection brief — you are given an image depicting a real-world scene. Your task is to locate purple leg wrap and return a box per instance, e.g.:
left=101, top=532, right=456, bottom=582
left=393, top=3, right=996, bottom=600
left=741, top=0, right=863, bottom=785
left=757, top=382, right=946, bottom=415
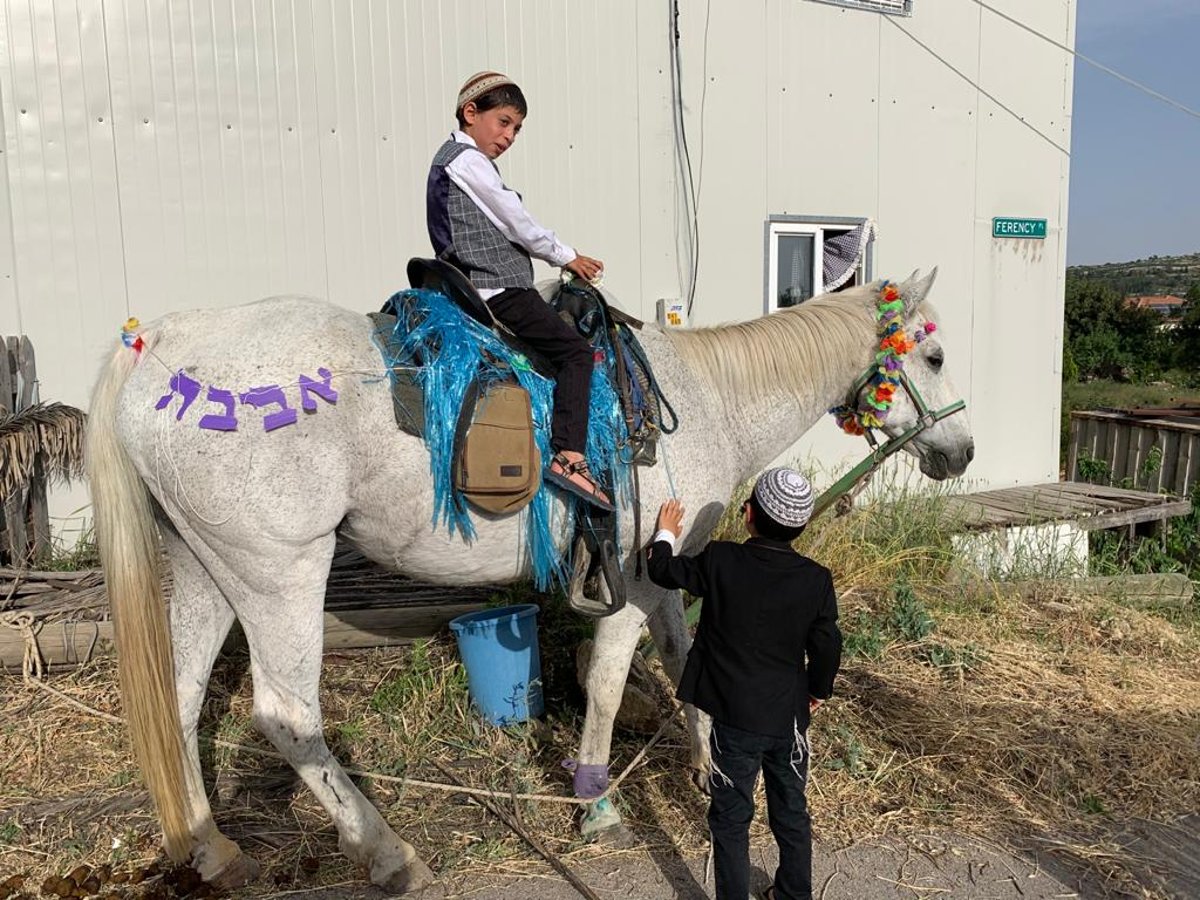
left=562, top=759, right=610, bottom=799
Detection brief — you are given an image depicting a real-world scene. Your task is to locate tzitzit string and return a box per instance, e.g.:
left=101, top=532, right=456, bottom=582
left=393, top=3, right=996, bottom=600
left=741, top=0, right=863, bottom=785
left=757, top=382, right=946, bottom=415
left=828, top=281, right=936, bottom=436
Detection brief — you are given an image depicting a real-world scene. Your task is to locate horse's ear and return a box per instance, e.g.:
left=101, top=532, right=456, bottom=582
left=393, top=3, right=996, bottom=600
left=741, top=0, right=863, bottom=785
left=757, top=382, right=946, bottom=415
left=899, top=267, right=938, bottom=316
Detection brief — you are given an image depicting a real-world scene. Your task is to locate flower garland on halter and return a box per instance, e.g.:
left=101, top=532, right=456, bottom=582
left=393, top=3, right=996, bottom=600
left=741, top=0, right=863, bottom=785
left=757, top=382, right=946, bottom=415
left=829, top=281, right=936, bottom=436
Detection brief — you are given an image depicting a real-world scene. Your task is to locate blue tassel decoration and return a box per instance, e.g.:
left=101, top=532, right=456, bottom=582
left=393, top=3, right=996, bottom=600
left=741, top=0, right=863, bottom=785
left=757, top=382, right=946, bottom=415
left=379, top=289, right=629, bottom=591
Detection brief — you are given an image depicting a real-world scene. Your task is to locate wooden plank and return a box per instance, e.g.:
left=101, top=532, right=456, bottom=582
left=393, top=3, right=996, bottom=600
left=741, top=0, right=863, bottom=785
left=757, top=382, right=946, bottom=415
left=1006, top=573, right=1193, bottom=608
left=965, top=493, right=1058, bottom=522
left=1113, top=421, right=1132, bottom=484
left=979, top=485, right=1116, bottom=515
left=1086, top=417, right=1101, bottom=459
left=16, top=336, right=36, bottom=408
left=1053, top=482, right=1171, bottom=503
left=1074, top=409, right=1200, bottom=434
left=4, top=486, right=29, bottom=565
left=1011, top=484, right=1115, bottom=510
left=321, top=603, right=488, bottom=649
left=940, top=498, right=1021, bottom=529
left=27, top=454, right=51, bottom=564
left=1003, top=486, right=1112, bottom=515
left=1084, top=418, right=1101, bottom=473
left=998, top=487, right=1084, bottom=515
left=941, top=495, right=1020, bottom=520
left=1103, top=422, right=1119, bottom=482
left=0, top=335, right=13, bottom=414
left=1171, top=434, right=1190, bottom=501
left=1127, top=427, right=1150, bottom=490
left=0, top=618, right=113, bottom=672
left=5, top=337, right=20, bottom=409
left=1177, top=433, right=1196, bottom=498
left=1149, top=431, right=1168, bottom=494
left=0, top=567, right=102, bottom=580
left=1020, top=485, right=1120, bottom=512
left=1077, top=500, right=1193, bottom=532
left=1075, top=417, right=1084, bottom=482
left=0, top=602, right=491, bottom=670
left=1161, top=430, right=1181, bottom=496
left=941, top=482, right=1194, bottom=534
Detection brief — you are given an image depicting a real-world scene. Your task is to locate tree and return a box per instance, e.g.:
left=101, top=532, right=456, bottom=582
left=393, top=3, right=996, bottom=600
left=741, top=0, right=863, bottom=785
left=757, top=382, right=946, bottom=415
left=1063, top=275, right=1175, bottom=381
left=1174, top=282, right=1200, bottom=370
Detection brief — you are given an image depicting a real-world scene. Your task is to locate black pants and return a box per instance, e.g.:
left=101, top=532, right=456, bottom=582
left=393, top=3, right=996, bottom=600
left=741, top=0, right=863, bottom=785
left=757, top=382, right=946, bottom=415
left=488, top=288, right=593, bottom=453
left=709, top=720, right=812, bottom=900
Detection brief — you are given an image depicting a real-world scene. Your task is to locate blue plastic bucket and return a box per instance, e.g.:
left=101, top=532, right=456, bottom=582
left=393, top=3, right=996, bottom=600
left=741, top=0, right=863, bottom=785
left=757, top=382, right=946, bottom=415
left=449, top=604, right=544, bottom=726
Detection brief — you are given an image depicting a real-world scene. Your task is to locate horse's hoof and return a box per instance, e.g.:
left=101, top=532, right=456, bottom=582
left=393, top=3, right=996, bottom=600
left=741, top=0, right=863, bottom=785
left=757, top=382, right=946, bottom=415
left=207, top=852, right=261, bottom=891
left=580, top=796, right=623, bottom=841
left=379, top=857, right=436, bottom=895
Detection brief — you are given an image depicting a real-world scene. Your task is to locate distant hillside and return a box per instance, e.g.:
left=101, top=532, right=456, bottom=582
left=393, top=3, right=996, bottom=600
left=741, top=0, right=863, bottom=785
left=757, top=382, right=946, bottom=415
left=1068, top=252, right=1200, bottom=298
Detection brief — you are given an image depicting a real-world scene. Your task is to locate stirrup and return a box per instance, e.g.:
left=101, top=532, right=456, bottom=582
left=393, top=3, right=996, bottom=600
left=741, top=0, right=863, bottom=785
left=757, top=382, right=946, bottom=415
left=567, top=510, right=627, bottom=618
left=544, top=452, right=615, bottom=513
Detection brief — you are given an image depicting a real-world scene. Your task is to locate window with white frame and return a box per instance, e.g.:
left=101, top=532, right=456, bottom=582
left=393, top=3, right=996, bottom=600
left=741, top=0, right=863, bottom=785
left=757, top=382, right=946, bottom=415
left=765, top=217, right=875, bottom=312
left=808, top=0, right=912, bottom=16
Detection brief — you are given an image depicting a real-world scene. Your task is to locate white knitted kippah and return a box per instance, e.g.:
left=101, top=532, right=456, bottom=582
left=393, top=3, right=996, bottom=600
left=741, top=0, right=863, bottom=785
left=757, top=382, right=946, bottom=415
left=457, top=71, right=517, bottom=111
left=752, top=468, right=815, bottom=528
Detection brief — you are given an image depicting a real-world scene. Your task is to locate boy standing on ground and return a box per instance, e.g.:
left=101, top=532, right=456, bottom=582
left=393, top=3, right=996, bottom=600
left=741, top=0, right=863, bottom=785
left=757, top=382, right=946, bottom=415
left=426, top=71, right=612, bottom=510
left=648, top=469, right=843, bottom=900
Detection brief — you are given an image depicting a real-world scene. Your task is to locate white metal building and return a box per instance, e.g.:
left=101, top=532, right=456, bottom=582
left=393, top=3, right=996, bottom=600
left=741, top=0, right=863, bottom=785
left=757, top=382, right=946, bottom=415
left=0, top=0, right=1076, bottom=531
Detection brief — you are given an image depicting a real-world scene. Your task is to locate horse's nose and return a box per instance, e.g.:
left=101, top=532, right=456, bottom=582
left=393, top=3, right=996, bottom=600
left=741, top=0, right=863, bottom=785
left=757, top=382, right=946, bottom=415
left=965, top=440, right=975, bottom=463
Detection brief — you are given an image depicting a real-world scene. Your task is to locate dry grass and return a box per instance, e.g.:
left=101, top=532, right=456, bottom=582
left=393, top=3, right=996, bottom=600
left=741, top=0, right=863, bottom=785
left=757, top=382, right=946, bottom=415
left=1, top=487, right=1198, bottom=898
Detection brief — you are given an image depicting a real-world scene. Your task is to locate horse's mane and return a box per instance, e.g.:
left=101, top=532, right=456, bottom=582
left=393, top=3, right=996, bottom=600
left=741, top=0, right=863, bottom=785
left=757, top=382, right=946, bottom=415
left=666, top=283, right=879, bottom=404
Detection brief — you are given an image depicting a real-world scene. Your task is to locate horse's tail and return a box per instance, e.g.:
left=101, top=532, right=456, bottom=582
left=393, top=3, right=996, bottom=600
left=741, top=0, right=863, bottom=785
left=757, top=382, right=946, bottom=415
left=86, top=340, right=193, bottom=862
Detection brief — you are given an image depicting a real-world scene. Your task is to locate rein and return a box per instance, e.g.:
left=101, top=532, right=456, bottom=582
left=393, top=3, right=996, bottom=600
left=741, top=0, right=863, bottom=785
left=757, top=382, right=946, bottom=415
left=815, top=281, right=966, bottom=518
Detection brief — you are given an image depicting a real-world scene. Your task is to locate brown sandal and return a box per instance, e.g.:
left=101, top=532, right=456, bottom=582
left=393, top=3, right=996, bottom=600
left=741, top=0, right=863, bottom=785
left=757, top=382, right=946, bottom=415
left=544, top=452, right=615, bottom=512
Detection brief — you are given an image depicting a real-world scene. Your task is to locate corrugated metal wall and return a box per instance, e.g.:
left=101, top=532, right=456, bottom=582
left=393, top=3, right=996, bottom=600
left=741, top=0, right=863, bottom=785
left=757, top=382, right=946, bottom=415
left=0, top=0, right=1075, bottom=525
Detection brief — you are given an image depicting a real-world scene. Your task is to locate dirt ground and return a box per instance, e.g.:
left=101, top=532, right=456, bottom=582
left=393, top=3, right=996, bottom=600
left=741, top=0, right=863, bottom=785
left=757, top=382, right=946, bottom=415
left=300, top=816, right=1200, bottom=900
left=298, top=832, right=1093, bottom=899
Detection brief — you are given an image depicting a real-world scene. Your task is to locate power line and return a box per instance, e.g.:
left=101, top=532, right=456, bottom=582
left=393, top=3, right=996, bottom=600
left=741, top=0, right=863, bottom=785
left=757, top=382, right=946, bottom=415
left=883, top=16, right=1069, bottom=155
left=968, top=0, right=1200, bottom=122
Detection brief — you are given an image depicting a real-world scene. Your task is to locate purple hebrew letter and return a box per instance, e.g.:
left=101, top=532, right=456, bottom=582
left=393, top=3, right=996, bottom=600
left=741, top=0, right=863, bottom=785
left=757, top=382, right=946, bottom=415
left=198, top=387, right=238, bottom=431
left=239, top=384, right=298, bottom=432
left=298, top=367, right=338, bottom=412
left=154, top=370, right=202, bottom=421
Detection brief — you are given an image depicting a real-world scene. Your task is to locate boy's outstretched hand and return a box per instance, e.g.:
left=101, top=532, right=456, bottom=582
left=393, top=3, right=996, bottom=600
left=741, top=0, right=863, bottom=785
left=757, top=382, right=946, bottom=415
left=656, top=498, right=685, bottom=538
left=565, top=254, right=604, bottom=283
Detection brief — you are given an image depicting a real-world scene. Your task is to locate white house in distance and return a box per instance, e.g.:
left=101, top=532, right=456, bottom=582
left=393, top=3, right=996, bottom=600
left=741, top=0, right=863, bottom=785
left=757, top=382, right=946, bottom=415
left=0, top=0, right=1075, bottom=533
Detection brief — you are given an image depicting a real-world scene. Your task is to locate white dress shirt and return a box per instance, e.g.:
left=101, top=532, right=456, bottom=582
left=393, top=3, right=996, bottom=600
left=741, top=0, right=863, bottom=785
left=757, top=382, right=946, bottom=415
left=652, top=530, right=678, bottom=552
left=445, top=131, right=575, bottom=298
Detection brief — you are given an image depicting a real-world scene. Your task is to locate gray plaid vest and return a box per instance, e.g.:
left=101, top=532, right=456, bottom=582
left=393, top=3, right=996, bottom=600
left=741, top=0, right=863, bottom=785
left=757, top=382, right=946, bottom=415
left=426, top=140, right=535, bottom=291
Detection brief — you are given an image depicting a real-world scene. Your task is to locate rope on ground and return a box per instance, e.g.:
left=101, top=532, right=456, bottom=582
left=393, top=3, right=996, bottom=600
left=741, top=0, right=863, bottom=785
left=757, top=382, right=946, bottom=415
left=23, top=676, right=684, bottom=807
left=2, top=609, right=45, bottom=680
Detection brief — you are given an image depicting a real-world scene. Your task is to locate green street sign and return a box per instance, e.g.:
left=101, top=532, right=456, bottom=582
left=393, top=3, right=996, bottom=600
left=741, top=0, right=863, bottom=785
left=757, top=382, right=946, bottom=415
left=993, top=217, right=1047, bottom=239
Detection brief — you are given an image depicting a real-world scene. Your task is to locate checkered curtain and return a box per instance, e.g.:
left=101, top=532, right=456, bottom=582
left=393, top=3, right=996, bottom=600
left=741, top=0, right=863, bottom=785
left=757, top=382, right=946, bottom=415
left=822, top=220, right=877, bottom=293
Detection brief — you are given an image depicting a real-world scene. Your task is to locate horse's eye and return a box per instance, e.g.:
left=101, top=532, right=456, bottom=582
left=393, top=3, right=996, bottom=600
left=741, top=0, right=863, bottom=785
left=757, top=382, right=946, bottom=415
left=928, top=349, right=944, bottom=370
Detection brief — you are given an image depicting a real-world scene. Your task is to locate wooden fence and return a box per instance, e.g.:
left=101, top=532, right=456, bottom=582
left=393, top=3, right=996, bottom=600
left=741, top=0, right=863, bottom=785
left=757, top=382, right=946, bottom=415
left=1068, top=410, right=1200, bottom=498
left=0, top=335, right=50, bottom=564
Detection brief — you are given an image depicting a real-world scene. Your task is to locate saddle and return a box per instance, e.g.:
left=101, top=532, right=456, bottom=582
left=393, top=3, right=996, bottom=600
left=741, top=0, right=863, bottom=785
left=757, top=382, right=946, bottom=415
left=375, top=259, right=677, bottom=618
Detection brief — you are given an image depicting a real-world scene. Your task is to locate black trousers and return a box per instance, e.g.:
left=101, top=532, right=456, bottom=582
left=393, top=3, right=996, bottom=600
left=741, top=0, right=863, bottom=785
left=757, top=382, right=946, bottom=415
left=709, top=720, right=812, bottom=900
left=488, top=288, right=593, bottom=453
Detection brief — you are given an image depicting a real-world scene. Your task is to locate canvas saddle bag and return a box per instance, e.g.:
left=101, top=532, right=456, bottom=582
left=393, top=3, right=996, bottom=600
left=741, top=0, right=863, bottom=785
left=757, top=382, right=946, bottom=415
left=453, top=379, right=540, bottom=514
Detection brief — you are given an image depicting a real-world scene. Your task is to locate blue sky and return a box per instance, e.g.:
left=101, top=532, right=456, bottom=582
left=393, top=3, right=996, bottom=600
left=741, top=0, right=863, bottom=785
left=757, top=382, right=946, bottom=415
left=1068, top=0, right=1200, bottom=265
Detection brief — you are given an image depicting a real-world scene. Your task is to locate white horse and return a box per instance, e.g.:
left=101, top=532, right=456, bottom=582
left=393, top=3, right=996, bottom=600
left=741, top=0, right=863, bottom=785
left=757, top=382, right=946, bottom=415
left=85, top=270, right=973, bottom=893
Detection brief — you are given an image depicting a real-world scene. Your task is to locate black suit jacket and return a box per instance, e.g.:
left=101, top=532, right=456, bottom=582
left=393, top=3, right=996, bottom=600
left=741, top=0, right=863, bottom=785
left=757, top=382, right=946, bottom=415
left=648, top=536, right=842, bottom=738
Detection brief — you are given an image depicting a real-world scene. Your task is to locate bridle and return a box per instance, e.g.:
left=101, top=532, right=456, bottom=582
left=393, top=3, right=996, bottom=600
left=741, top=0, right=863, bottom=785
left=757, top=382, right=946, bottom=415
left=814, top=284, right=967, bottom=518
